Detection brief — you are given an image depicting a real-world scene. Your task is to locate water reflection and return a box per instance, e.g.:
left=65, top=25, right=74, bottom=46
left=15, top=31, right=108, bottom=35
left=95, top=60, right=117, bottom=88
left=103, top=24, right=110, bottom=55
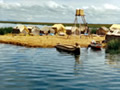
left=89, top=48, right=102, bottom=53
left=74, top=55, right=81, bottom=64
left=2, top=45, right=120, bottom=89
left=105, top=54, right=120, bottom=68
left=56, top=48, right=83, bottom=75
left=86, top=47, right=102, bottom=54
left=56, top=48, right=81, bottom=62
left=74, top=55, right=83, bottom=76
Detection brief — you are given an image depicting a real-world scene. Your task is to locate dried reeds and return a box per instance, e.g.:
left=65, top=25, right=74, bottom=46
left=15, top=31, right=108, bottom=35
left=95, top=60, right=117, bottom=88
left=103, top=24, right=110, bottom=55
left=0, top=35, right=105, bottom=48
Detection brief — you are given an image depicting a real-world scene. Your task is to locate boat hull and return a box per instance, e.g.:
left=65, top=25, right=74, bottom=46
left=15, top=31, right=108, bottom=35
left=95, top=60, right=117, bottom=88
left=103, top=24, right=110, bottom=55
left=90, top=44, right=102, bottom=50
left=55, top=44, right=80, bottom=55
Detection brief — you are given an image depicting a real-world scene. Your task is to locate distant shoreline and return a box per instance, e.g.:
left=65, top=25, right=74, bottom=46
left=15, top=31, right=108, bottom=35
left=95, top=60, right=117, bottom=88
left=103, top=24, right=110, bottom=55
left=0, top=21, right=111, bottom=28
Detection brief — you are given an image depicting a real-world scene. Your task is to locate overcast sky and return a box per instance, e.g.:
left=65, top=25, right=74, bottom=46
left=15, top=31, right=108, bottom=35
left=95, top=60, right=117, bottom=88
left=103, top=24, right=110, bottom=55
left=0, top=0, right=120, bottom=24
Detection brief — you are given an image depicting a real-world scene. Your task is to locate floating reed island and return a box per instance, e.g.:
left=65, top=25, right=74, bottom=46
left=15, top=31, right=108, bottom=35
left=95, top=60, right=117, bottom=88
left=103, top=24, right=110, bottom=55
left=0, top=35, right=105, bottom=48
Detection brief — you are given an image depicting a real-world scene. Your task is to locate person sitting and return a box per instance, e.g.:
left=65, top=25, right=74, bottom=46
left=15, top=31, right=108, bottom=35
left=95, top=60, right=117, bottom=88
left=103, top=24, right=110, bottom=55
left=91, top=40, right=96, bottom=44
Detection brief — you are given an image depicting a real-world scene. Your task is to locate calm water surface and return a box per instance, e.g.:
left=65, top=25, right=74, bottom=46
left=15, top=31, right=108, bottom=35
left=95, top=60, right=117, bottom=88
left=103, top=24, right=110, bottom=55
left=0, top=44, right=120, bottom=90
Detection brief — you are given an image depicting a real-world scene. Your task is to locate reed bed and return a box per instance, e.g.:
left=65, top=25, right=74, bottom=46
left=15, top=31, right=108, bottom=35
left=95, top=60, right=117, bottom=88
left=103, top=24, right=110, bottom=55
left=106, top=39, right=120, bottom=54
left=0, top=35, right=105, bottom=48
left=0, top=27, right=13, bottom=35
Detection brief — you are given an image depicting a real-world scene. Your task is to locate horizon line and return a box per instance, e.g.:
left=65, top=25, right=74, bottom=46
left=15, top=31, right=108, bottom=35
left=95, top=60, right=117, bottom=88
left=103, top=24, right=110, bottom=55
left=0, top=20, right=112, bottom=25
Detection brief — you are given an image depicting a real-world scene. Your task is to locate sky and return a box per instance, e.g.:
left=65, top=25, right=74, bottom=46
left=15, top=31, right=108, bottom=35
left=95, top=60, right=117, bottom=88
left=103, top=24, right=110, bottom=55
left=0, top=0, right=120, bottom=24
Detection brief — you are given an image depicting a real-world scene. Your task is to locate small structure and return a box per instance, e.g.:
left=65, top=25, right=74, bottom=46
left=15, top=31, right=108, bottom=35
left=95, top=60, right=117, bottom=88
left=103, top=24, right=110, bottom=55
left=12, top=25, right=29, bottom=35
left=12, top=27, right=20, bottom=34
left=65, top=26, right=87, bottom=35
left=65, top=26, right=72, bottom=35
left=72, top=27, right=80, bottom=35
left=27, top=26, right=40, bottom=36
left=65, top=26, right=78, bottom=35
left=96, top=26, right=109, bottom=35
left=106, top=24, right=120, bottom=42
left=78, top=26, right=87, bottom=34
left=110, top=24, right=120, bottom=31
left=72, top=9, right=89, bottom=35
left=52, top=24, right=66, bottom=35
left=40, top=26, right=55, bottom=35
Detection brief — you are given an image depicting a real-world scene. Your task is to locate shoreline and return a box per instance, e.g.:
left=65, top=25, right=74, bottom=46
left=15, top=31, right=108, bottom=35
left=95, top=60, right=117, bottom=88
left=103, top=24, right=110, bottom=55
left=0, top=35, right=105, bottom=48
left=0, top=21, right=111, bottom=27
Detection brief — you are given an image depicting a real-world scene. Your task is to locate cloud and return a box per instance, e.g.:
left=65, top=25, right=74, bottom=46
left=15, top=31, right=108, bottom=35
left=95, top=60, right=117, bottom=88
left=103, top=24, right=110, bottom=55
left=45, top=1, right=62, bottom=8
left=0, top=0, right=75, bottom=22
left=0, top=1, right=120, bottom=24
left=104, top=4, right=120, bottom=10
left=83, top=4, right=120, bottom=10
left=83, top=4, right=120, bottom=24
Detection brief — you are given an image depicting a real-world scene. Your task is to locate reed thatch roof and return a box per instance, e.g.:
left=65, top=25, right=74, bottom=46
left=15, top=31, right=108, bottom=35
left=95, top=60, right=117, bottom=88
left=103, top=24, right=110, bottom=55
left=110, top=24, right=120, bottom=31
left=13, top=25, right=29, bottom=35
left=52, top=24, right=66, bottom=33
left=40, top=26, right=55, bottom=34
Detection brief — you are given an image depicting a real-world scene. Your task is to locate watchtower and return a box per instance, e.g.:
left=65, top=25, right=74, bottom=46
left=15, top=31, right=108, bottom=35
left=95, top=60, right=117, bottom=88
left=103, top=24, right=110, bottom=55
left=72, top=9, right=88, bottom=35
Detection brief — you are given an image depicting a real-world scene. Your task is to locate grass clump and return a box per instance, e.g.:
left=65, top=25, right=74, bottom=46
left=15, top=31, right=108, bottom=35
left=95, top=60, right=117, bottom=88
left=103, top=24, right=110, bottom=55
left=90, top=28, right=97, bottom=34
left=0, top=27, right=13, bottom=35
left=106, top=39, right=120, bottom=54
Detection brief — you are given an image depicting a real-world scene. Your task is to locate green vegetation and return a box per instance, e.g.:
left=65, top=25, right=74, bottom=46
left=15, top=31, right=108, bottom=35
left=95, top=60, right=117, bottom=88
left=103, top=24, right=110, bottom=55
left=106, top=39, right=120, bottom=54
left=0, top=21, right=111, bottom=28
left=90, top=28, right=97, bottom=34
left=87, top=24, right=111, bottom=28
left=0, top=27, right=13, bottom=35
left=0, top=21, right=111, bottom=35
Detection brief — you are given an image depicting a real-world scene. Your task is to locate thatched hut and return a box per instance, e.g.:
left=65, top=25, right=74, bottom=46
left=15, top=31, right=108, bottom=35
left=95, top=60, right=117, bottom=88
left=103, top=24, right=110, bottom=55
left=65, top=26, right=72, bottom=35
left=106, top=24, right=120, bottom=42
left=66, top=26, right=79, bottom=35
left=79, top=26, right=87, bottom=34
left=65, top=26, right=89, bottom=35
left=27, top=26, right=40, bottom=36
left=52, top=24, right=66, bottom=35
left=96, top=26, right=109, bottom=35
left=71, top=27, right=80, bottom=35
left=12, top=25, right=29, bottom=35
left=110, top=24, right=120, bottom=31
left=12, top=28, right=20, bottom=34
left=40, top=26, right=55, bottom=35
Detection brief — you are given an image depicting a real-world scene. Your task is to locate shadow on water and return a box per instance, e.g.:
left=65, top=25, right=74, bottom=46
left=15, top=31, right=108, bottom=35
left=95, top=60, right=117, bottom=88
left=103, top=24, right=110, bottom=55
left=105, top=53, right=120, bottom=68
left=56, top=48, right=81, bottom=61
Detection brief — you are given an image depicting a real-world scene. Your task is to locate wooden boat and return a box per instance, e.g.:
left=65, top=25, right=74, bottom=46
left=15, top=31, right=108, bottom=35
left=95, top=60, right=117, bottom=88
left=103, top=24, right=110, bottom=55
left=87, top=43, right=102, bottom=50
left=87, top=40, right=102, bottom=50
left=55, top=43, right=80, bottom=55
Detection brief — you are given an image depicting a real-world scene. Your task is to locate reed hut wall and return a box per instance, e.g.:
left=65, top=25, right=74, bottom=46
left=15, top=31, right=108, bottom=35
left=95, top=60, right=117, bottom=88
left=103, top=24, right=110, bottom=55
left=96, top=29, right=107, bottom=35
left=106, top=35, right=120, bottom=42
left=66, top=30, right=72, bottom=35
left=12, top=29, right=20, bottom=34
left=96, top=27, right=109, bottom=35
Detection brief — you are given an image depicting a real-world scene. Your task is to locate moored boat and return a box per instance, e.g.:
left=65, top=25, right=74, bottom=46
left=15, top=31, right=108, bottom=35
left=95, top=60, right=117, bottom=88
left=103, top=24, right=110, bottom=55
left=87, top=40, right=102, bottom=50
left=55, top=43, right=80, bottom=55
left=89, top=43, right=102, bottom=50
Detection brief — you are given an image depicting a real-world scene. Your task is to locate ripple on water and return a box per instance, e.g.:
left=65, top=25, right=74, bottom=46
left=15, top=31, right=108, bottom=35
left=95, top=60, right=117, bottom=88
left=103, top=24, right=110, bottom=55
left=0, top=45, right=120, bottom=89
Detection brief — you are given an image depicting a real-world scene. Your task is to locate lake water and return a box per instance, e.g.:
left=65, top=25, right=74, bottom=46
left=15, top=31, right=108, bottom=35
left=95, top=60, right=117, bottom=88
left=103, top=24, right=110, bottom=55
left=0, top=44, right=120, bottom=90
left=0, top=23, right=44, bottom=28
